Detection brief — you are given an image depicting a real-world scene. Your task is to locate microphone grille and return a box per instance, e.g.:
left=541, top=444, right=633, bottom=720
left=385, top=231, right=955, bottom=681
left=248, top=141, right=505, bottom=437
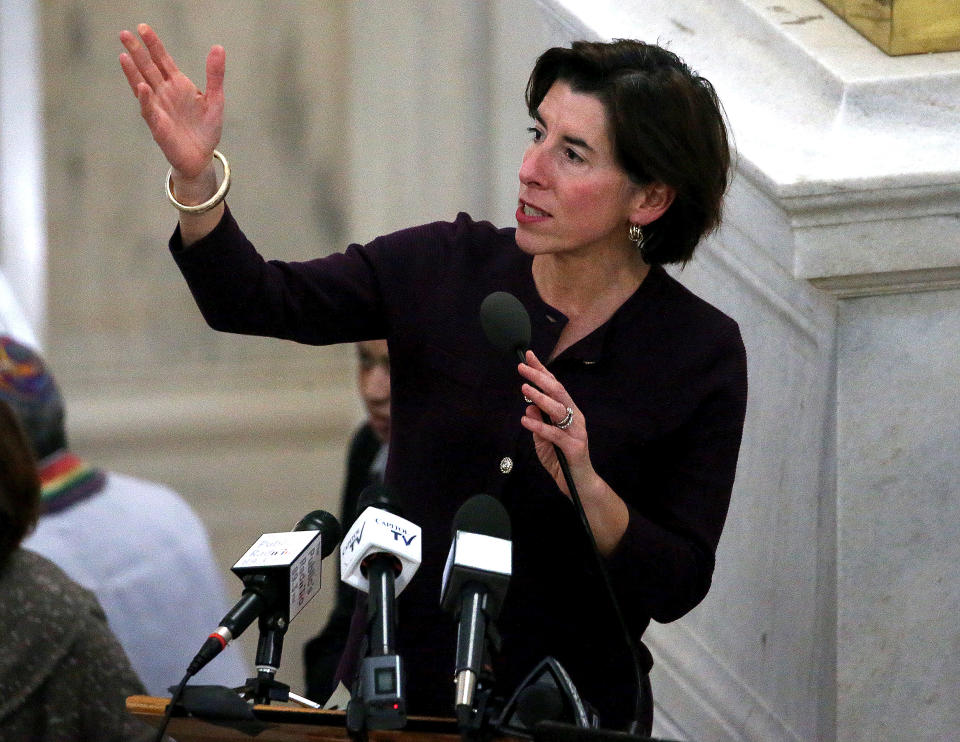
left=480, top=291, right=531, bottom=360
left=294, top=510, right=342, bottom=558
left=357, top=483, right=400, bottom=516
left=452, top=493, right=511, bottom=540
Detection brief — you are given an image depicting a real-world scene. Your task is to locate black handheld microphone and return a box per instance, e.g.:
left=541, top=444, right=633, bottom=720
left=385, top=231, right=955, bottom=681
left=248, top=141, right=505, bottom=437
left=479, top=291, right=649, bottom=735
left=480, top=291, right=531, bottom=363
left=440, top=494, right=513, bottom=730
left=187, top=510, right=342, bottom=677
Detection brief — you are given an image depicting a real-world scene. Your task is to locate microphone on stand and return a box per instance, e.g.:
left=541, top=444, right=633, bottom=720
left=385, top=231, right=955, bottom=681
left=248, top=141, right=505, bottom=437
left=340, top=484, right=422, bottom=732
left=151, top=511, right=342, bottom=742
left=440, top=494, right=512, bottom=733
left=479, top=291, right=650, bottom=737
left=188, top=509, right=342, bottom=682
left=246, top=509, right=343, bottom=705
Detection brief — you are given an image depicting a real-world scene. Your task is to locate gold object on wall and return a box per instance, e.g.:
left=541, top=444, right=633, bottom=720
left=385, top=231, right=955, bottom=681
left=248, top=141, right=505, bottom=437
left=820, top=0, right=960, bottom=55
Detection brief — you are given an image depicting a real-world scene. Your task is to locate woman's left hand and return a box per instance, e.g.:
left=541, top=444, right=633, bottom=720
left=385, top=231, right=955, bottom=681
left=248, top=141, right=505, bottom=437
left=517, top=350, right=595, bottom=497
left=518, top=350, right=629, bottom=555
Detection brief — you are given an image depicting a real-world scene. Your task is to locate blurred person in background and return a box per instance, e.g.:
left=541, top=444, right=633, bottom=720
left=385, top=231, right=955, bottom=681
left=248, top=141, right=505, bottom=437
left=0, top=397, right=155, bottom=740
left=0, top=334, right=250, bottom=696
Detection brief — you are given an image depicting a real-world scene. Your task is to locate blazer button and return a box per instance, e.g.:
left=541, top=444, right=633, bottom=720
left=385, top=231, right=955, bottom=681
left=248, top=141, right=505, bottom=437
left=499, top=456, right=513, bottom=474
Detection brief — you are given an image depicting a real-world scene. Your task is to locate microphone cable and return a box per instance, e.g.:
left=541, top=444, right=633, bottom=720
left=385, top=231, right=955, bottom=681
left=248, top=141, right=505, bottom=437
left=480, top=291, right=648, bottom=735
left=152, top=672, right=190, bottom=742
left=551, top=440, right=647, bottom=735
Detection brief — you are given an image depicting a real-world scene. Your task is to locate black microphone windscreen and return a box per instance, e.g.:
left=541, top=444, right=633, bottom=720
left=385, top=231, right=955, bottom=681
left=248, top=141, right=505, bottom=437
left=357, top=482, right=401, bottom=516
left=294, top=509, right=342, bottom=557
left=480, top=291, right=531, bottom=361
left=452, top=494, right=511, bottom=540
left=516, top=684, right=566, bottom=729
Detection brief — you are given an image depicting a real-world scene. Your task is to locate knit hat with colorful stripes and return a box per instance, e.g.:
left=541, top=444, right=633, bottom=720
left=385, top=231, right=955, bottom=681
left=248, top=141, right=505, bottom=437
left=0, top=335, right=67, bottom=460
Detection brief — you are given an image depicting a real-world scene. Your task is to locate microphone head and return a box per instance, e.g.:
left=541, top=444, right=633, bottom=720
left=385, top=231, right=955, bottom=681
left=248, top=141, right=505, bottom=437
left=232, top=512, right=342, bottom=623
left=515, top=685, right=566, bottom=729
left=441, top=494, right=512, bottom=616
left=357, top=483, right=401, bottom=517
left=480, top=291, right=531, bottom=362
left=294, top=509, right=342, bottom=558
left=452, top=493, right=511, bottom=540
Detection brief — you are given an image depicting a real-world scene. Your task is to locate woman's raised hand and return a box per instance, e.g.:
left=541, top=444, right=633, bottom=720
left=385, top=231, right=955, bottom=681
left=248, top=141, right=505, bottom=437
left=119, top=23, right=224, bottom=181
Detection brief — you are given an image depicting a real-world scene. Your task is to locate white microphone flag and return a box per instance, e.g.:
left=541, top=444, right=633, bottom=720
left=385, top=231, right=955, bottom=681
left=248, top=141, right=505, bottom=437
left=232, top=530, right=325, bottom=621
left=340, top=506, right=422, bottom=595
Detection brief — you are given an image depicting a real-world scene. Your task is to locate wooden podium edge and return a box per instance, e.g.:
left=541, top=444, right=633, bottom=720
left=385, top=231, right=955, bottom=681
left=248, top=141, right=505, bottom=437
left=127, top=695, right=469, bottom=741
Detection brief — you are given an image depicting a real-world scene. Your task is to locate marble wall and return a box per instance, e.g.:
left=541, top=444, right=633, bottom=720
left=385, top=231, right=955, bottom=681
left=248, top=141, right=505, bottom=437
left=40, top=0, right=353, bottom=383
left=836, top=289, right=960, bottom=741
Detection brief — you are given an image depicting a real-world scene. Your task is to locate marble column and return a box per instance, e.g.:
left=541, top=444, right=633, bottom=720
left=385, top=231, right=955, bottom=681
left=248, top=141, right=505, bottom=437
left=0, top=0, right=46, bottom=340
left=345, top=0, right=493, bottom=242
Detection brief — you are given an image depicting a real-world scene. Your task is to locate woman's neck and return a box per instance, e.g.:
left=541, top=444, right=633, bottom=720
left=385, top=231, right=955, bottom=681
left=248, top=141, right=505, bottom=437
left=533, top=246, right=648, bottom=316
left=533, top=246, right=649, bottom=360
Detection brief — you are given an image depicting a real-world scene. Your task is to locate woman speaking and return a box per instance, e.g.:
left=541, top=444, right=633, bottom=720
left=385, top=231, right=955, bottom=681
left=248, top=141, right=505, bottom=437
left=120, top=24, right=747, bottom=735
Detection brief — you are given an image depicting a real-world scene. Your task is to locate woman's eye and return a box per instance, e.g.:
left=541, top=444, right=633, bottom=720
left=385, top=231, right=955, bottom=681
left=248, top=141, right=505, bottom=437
left=564, top=148, right=584, bottom=163
left=527, top=126, right=543, bottom=142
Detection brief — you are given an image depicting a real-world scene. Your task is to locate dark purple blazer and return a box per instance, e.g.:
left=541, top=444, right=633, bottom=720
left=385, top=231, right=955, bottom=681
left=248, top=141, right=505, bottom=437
left=171, top=209, right=748, bottom=727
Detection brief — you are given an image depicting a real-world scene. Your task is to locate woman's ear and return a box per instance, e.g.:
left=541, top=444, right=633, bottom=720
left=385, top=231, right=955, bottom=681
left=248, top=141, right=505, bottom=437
left=631, top=181, right=675, bottom=225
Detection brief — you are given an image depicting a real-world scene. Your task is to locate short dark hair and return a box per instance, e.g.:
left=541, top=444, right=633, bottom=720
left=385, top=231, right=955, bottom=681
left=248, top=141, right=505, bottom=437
left=525, top=39, right=730, bottom=265
left=0, top=399, right=41, bottom=566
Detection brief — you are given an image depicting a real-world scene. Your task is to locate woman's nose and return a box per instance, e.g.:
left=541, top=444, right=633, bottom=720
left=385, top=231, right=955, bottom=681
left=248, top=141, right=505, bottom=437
left=519, top=144, right=547, bottom=187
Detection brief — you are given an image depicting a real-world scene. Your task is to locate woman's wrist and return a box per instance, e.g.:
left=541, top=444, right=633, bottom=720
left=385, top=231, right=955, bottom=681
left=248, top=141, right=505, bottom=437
left=169, top=169, right=215, bottom=203
left=579, top=474, right=630, bottom=556
left=166, top=151, right=230, bottom=213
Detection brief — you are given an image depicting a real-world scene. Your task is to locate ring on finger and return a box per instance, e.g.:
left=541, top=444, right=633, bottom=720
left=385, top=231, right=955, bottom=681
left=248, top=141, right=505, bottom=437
left=554, top=407, right=574, bottom=430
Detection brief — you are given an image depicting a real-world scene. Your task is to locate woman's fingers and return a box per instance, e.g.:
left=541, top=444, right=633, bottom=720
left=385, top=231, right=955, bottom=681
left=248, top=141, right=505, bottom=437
left=204, top=45, right=226, bottom=113
left=118, top=50, right=146, bottom=98
left=517, top=351, right=583, bottom=439
left=521, top=382, right=571, bottom=426
left=119, top=27, right=164, bottom=90
left=117, top=52, right=164, bottom=135
left=522, top=404, right=564, bottom=442
left=518, top=351, right=571, bottom=412
left=119, top=23, right=227, bottom=178
left=138, top=23, right=181, bottom=81
left=522, top=349, right=548, bottom=373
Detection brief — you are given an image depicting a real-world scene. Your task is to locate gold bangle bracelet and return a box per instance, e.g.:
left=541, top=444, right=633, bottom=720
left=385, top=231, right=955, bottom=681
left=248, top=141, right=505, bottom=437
left=165, top=149, right=231, bottom=214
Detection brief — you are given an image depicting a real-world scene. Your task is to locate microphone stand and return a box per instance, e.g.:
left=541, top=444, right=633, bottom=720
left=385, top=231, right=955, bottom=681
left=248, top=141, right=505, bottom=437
left=346, top=555, right=407, bottom=738
left=243, top=609, right=292, bottom=705
left=454, top=587, right=502, bottom=742
left=226, top=572, right=289, bottom=706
